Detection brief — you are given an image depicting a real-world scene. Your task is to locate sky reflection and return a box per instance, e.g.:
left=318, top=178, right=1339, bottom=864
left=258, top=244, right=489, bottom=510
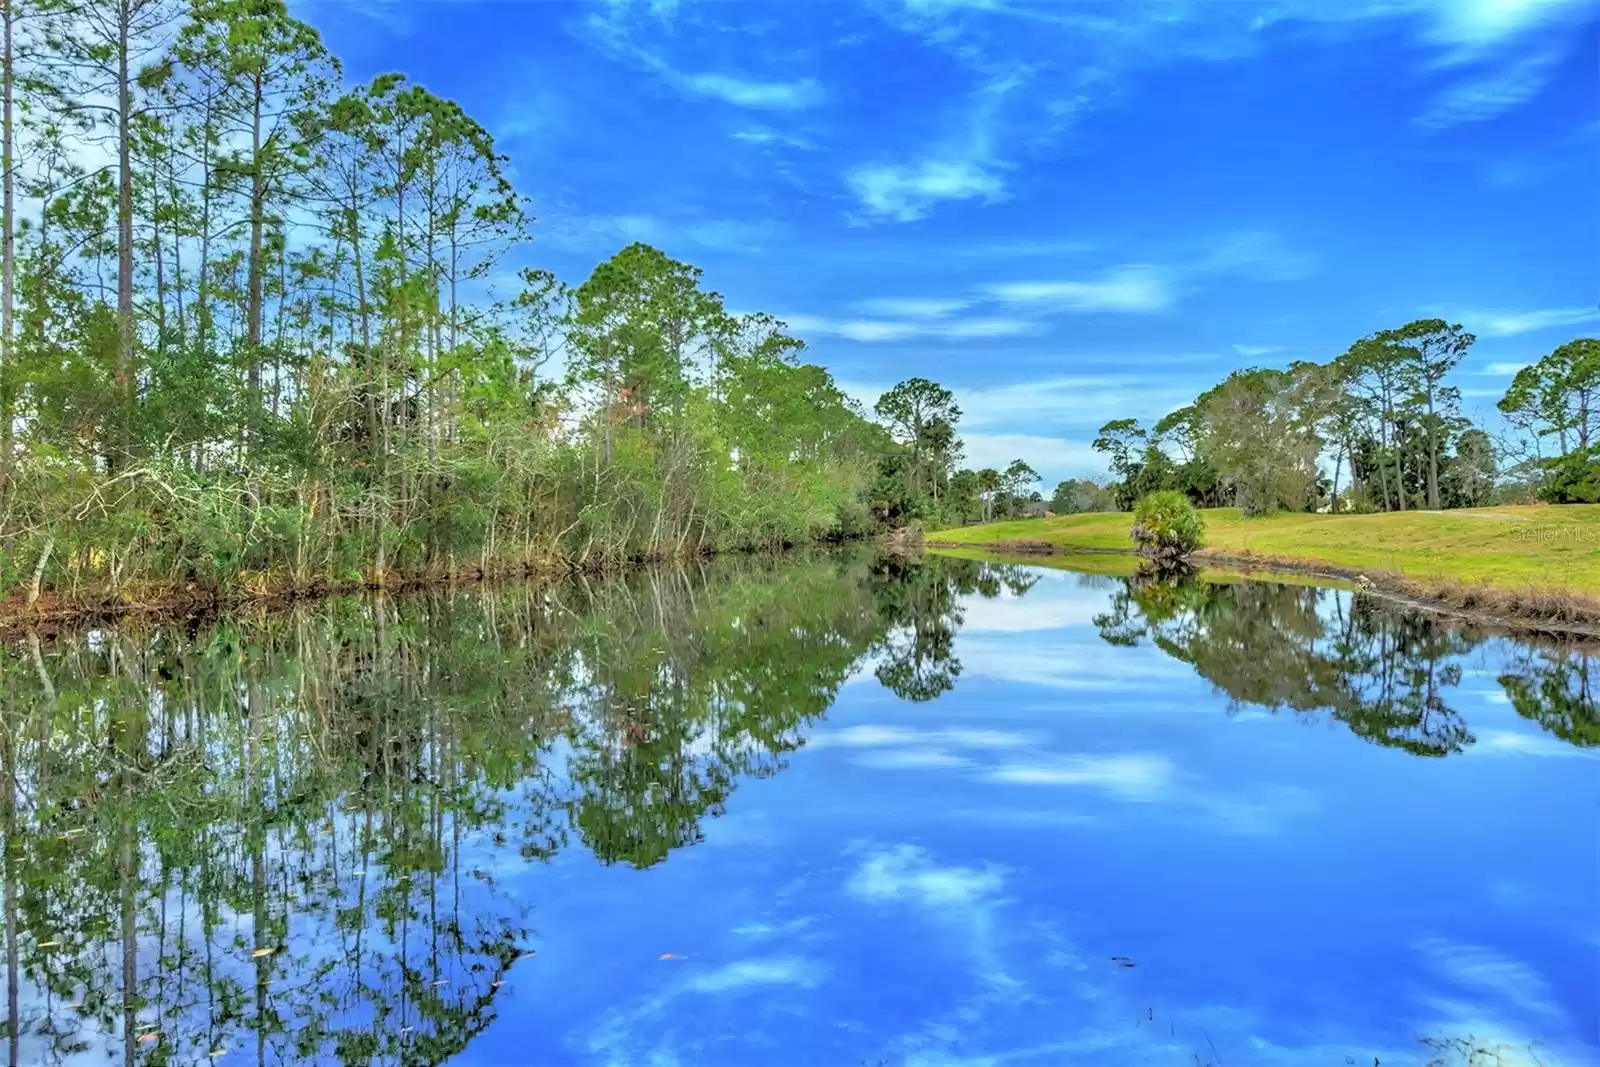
left=465, top=566, right=1598, bottom=1067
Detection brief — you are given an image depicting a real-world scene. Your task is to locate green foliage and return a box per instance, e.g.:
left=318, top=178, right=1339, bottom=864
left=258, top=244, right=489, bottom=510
left=1535, top=444, right=1600, bottom=504
left=1051, top=477, right=1114, bottom=514
left=1090, top=317, right=1508, bottom=517
left=0, top=7, right=914, bottom=607
left=1130, top=490, right=1205, bottom=560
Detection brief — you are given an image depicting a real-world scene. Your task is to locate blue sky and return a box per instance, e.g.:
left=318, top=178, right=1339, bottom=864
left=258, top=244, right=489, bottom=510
left=298, top=0, right=1599, bottom=485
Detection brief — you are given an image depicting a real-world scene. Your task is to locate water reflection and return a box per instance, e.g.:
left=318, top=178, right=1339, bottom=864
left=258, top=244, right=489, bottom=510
left=1091, top=567, right=1600, bottom=757
left=0, top=552, right=1592, bottom=1065
left=0, top=552, right=1044, bottom=1065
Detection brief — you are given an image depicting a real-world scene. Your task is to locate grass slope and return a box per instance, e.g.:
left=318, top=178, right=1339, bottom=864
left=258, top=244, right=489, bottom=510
left=928, top=505, right=1600, bottom=590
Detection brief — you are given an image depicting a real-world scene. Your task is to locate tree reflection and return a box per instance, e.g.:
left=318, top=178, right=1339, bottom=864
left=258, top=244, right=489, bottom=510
left=0, top=551, right=941, bottom=1065
left=1093, top=569, right=1478, bottom=756
left=1498, top=645, right=1600, bottom=747
left=867, top=555, right=1036, bottom=702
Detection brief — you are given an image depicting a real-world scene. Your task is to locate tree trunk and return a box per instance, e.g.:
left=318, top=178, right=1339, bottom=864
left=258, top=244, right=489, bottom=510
left=196, top=99, right=215, bottom=360
left=0, top=0, right=13, bottom=489
left=1425, top=390, right=1440, bottom=509
left=245, top=74, right=266, bottom=453
left=116, top=1, right=136, bottom=466
left=1330, top=450, right=1342, bottom=514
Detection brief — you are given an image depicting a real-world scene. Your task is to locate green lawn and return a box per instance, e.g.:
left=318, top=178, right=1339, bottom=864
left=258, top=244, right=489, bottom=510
left=928, top=505, right=1600, bottom=590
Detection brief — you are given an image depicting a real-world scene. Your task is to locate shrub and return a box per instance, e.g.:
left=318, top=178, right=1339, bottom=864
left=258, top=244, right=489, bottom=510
left=1130, top=491, right=1205, bottom=561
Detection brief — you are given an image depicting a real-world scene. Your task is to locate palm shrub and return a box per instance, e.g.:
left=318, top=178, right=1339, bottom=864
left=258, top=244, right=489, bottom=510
left=1130, top=491, right=1205, bottom=562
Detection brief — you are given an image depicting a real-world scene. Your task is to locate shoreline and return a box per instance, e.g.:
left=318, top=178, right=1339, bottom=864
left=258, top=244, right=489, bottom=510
left=925, top=537, right=1600, bottom=639
left=0, top=560, right=575, bottom=640
left=0, top=540, right=844, bottom=641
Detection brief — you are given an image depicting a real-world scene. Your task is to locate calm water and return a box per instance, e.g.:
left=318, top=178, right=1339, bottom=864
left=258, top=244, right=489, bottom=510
left=0, top=552, right=1595, bottom=1067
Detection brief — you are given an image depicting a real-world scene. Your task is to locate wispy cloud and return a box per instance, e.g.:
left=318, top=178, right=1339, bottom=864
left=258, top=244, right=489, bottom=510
left=1410, top=936, right=1588, bottom=1056
left=986, top=753, right=1176, bottom=801
left=873, top=0, right=1586, bottom=160
left=1198, top=230, right=1319, bottom=282
left=977, top=233, right=1313, bottom=317
left=1417, top=0, right=1594, bottom=54
left=846, top=158, right=1006, bottom=222
left=685, top=958, right=823, bottom=993
left=1472, top=728, right=1600, bottom=759
left=844, top=67, right=1023, bottom=223
left=807, top=725, right=1032, bottom=750
left=1233, top=344, right=1287, bottom=357
left=578, top=1, right=823, bottom=112
left=731, top=126, right=816, bottom=150
left=780, top=311, right=1037, bottom=343
left=850, top=296, right=971, bottom=318
left=1479, top=361, right=1530, bottom=376
left=847, top=844, right=1005, bottom=908
left=684, top=72, right=823, bottom=111
left=958, top=590, right=1106, bottom=632
left=1415, top=50, right=1562, bottom=129
left=1452, top=306, right=1600, bottom=338
left=983, top=265, right=1176, bottom=314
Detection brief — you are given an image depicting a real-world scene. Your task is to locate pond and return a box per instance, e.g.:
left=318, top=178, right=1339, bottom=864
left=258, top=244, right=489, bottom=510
left=0, top=551, right=1594, bottom=1067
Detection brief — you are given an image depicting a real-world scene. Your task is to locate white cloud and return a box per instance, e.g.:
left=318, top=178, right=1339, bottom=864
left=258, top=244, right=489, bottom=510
left=850, top=296, right=971, bottom=318
left=1414, top=936, right=1566, bottom=1034
left=731, top=918, right=816, bottom=939
left=1472, top=729, right=1599, bottom=759
left=851, top=748, right=973, bottom=769
left=1415, top=50, right=1562, bottom=128
left=685, top=958, right=823, bottom=993
left=1420, top=0, right=1593, bottom=52
left=578, top=5, right=823, bottom=112
left=957, top=638, right=1194, bottom=690
left=1457, top=306, right=1600, bottom=337
left=846, top=157, right=1006, bottom=222
left=1480, top=361, right=1530, bottom=375
left=731, top=126, right=815, bottom=149
left=807, top=724, right=1032, bottom=750
left=958, top=591, right=1105, bottom=632
left=1232, top=343, right=1287, bottom=357
left=983, top=265, right=1176, bottom=314
left=986, top=753, right=1176, bottom=801
left=847, top=844, right=1005, bottom=908
left=780, top=312, right=1037, bottom=343
left=684, top=72, right=823, bottom=110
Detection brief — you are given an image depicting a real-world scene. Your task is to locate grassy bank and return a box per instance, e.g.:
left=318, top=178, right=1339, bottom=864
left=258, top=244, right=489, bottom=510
left=928, top=505, right=1600, bottom=627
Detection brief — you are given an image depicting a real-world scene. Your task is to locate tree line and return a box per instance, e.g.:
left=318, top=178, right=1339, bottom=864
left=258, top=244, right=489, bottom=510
left=1092, top=320, right=1600, bottom=515
left=0, top=0, right=925, bottom=609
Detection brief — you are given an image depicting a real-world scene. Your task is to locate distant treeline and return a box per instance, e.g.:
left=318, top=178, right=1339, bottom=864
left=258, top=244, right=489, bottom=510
left=1093, top=322, right=1600, bottom=514
left=835, top=327, right=1600, bottom=531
